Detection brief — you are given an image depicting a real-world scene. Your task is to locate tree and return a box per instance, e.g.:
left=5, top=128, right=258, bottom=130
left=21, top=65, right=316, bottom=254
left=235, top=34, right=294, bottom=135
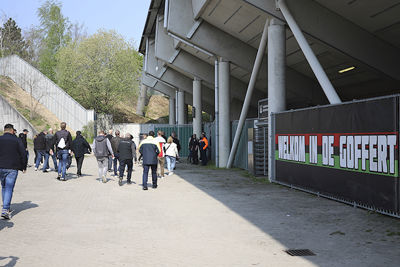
left=37, top=0, right=71, bottom=82
left=0, top=18, right=28, bottom=58
left=56, top=30, right=142, bottom=116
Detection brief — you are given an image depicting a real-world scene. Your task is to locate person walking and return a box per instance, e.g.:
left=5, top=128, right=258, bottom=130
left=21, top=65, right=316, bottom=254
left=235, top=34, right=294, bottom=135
left=53, top=122, right=73, bottom=181
left=106, top=130, right=114, bottom=172
left=139, top=131, right=160, bottom=190
left=0, top=124, right=27, bottom=219
left=111, top=130, right=121, bottom=176
left=18, top=129, right=29, bottom=165
left=189, top=134, right=199, bottom=165
left=170, top=131, right=181, bottom=152
left=199, top=132, right=209, bottom=166
left=165, top=136, right=179, bottom=175
left=93, top=130, right=114, bottom=183
left=117, top=133, right=137, bottom=186
left=34, top=130, right=47, bottom=171
left=155, top=130, right=166, bottom=178
left=71, top=131, right=91, bottom=177
left=45, top=129, right=58, bottom=171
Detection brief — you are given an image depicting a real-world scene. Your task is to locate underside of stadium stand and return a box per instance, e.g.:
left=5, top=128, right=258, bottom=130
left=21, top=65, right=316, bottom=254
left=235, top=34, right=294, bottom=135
left=138, top=0, right=400, bottom=165
left=138, top=0, right=400, bottom=217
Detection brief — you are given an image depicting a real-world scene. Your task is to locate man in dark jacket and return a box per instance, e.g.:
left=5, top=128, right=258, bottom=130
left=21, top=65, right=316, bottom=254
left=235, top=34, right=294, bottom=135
left=111, top=130, right=121, bottom=176
left=54, top=122, right=73, bottom=181
left=0, top=124, right=27, bottom=219
left=117, top=133, right=137, bottom=186
left=106, top=130, right=114, bottom=172
left=18, top=129, right=29, bottom=165
left=139, top=131, right=160, bottom=190
left=93, top=130, right=114, bottom=183
left=44, top=129, right=57, bottom=171
left=34, top=131, right=47, bottom=171
left=71, top=131, right=92, bottom=177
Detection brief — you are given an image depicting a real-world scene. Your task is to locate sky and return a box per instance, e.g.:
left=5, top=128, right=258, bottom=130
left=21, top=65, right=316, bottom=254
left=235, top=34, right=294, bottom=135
left=0, top=0, right=151, bottom=49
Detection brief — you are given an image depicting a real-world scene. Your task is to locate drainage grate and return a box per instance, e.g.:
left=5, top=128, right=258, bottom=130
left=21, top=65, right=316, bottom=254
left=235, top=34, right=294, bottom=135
left=285, top=249, right=316, bottom=256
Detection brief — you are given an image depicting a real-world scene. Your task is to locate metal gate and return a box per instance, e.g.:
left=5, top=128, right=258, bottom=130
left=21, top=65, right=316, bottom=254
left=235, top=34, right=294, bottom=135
left=254, top=119, right=268, bottom=176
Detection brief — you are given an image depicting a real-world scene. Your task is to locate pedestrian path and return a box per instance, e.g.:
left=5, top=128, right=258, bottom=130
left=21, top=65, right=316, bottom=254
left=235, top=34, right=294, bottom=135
left=1, top=154, right=399, bottom=266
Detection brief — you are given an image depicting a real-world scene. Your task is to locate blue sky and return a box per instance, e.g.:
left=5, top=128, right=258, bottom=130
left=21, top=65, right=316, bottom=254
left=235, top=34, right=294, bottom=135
left=0, top=0, right=151, bottom=48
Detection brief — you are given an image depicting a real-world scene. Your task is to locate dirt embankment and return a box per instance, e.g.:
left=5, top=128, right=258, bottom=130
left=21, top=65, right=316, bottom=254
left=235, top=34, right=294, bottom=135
left=0, top=76, right=66, bottom=132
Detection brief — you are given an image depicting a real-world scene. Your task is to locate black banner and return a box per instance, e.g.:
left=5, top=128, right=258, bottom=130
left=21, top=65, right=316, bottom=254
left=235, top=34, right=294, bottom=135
left=274, top=96, right=399, bottom=214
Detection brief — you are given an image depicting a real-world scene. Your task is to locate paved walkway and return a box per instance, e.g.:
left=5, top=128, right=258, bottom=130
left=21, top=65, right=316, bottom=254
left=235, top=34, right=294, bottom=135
left=1, top=154, right=400, bottom=267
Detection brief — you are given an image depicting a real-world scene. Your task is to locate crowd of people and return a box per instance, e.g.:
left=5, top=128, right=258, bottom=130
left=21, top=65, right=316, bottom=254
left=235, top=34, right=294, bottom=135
left=0, top=121, right=211, bottom=220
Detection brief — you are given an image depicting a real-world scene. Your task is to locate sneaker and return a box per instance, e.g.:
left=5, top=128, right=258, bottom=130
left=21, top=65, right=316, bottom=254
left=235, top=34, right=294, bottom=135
left=1, top=209, right=12, bottom=220
left=168, top=172, right=174, bottom=176
left=152, top=184, right=158, bottom=189
left=34, top=167, right=38, bottom=171
left=46, top=168, right=51, bottom=172
left=102, top=176, right=107, bottom=183
left=127, top=180, right=132, bottom=184
left=60, top=177, right=66, bottom=181
left=118, top=177, right=123, bottom=186
left=143, top=187, right=148, bottom=190
left=57, top=174, right=61, bottom=180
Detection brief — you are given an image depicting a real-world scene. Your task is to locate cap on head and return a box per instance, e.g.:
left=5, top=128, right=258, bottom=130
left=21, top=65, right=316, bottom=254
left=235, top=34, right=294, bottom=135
left=23, top=129, right=29, bottom=133
left=4, top=123, right=14, bottom=131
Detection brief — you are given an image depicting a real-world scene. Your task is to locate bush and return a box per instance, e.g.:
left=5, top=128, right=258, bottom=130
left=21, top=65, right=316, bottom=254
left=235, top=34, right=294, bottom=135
left=82, top=121, right=95, bottom=143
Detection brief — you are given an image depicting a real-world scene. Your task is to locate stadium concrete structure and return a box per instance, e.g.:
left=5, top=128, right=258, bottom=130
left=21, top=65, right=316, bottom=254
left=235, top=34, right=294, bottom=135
left=138, top=0, right=400, bottom=176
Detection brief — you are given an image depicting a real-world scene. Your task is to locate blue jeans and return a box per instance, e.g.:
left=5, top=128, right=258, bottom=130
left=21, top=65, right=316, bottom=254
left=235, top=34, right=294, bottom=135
left=166, top=156, right=176, bottom=172
left=0, top=169, right=18, bottom=211
left=113, top=153, right=119, bottom=175
left=50, top=153, right=58, bottom=169
left=42, top=152, right=50, bottom=171
left=57, top=150, right=69, bottom=178
left=142, top=164, right=157, bottom=188
left=35, top=150, right=46, bottom=169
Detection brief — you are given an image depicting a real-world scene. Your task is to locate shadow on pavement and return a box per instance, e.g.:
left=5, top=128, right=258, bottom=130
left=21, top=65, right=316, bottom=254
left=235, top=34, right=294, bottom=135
left=11, top=201, right=39, bottom=217
left=174, top=162, right=400, bottom=266
left=0, top=256, right=19, bottom=267
left=0, top=220, right=13, bottom=231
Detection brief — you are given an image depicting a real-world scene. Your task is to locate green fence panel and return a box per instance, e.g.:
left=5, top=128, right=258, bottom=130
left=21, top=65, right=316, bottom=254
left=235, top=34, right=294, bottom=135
left=154, top=125, right=193, bottom=158
left=231, top=119, right=255, bottom=170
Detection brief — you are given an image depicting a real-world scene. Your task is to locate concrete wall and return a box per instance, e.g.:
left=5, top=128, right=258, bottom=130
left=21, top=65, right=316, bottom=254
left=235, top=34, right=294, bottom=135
left=0, top=94, right=37, bottom=138
left=0, top=55, right=95, bottom=131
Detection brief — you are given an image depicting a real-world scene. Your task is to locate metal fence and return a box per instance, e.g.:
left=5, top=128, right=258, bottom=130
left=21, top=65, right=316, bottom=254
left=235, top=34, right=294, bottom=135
left=231, top=119, right=256, bottom=170
left=0, top=55, right=94, bottom=131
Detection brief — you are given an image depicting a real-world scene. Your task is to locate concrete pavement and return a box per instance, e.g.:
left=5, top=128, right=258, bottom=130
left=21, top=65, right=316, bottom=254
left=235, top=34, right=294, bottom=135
left=1, top=154, right=399, bottom=266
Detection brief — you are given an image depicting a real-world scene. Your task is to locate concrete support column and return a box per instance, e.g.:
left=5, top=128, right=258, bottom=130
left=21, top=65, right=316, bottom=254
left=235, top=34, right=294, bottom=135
left=169, top=97, right=175, bottom=125
left=177, top=90, right=185, bottom=124
left=136, top=83, right=147, bottom=116
left=268, top=19, right=286, bottom=180
left=218, top=59, right=231, bottom=167
left=193, top=78, right=202, bottom=137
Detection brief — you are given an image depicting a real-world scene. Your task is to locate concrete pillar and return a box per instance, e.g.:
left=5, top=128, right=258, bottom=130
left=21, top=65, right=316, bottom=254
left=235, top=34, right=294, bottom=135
left=268, top=19, right=286, bottom=180
left=169, top=97, right=175, bottom=125
left=136, top=83, right=147, bottom=116
left=218, top=59, right=231, bottom=167
left=193, top=78, right=202, bottom=137
left=177, top=90, right=185, bottom=124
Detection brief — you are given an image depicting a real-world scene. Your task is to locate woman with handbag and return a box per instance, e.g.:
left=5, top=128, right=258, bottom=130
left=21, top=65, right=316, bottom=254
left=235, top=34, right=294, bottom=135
left=71, top=131, right=92, bottom=177
left=165, top=136, right=179, bottom=175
